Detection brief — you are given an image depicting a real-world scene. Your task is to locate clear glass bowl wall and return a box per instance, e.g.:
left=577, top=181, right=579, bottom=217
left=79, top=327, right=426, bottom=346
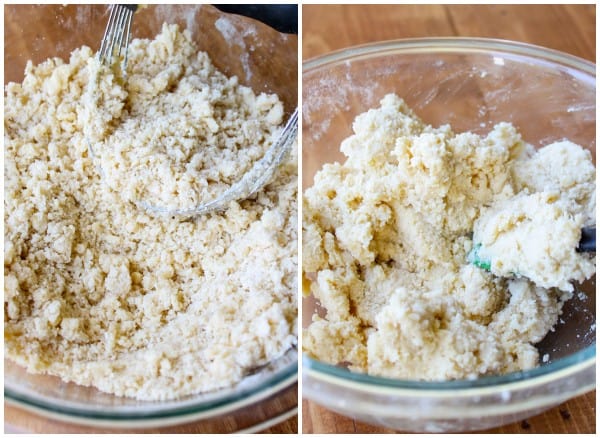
left=302, top=38, right=595, bottom=433
left=5, top=4, right=298, bottom=431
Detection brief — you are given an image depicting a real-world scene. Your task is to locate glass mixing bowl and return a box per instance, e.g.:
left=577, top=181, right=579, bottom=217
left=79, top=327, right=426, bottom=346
left=302, top=38, right=595, bottom=433
left=4, top=4, right=297, bottom=431
left=6, top=349, right=297, bottom=431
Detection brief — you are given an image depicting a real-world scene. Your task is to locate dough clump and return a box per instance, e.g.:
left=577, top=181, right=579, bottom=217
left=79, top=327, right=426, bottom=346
left=303, top=94, right=595, bottom=380
left=5, top=24, right=297, bottom=400
left=473, top=141, right=595, bottom=291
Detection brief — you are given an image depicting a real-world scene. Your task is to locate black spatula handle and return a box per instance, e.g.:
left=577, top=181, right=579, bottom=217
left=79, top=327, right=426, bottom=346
left=578, top=226, right=596, bottom=252
left=213, top=5, right=298, bottom=34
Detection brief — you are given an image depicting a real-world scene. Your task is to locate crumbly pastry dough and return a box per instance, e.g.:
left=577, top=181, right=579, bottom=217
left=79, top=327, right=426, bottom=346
left=5, top=24, right=297, bottom=400
left=82, top=23, right=285, bottom=211
left=303, top=94, right=595, bottom=380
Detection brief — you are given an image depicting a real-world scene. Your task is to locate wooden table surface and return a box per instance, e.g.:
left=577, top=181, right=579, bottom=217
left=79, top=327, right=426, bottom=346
left=302, top=4, right=596, bottom=434
left=4, top=406, right=297, bottom=434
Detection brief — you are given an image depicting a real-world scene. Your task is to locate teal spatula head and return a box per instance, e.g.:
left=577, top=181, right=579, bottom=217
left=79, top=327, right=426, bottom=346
left=467, top=243, right=491, bottom=271
left=469, top=227, right=595, bottom=273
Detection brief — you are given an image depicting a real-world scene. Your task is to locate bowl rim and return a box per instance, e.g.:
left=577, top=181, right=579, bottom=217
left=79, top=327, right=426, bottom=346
left=302, top=36, right=596, bottom=394
left=303, top=346, right=595, bottom=395
left=5, top=350, right=297, bottom=422
left=303, top=36, right=595, bottom=77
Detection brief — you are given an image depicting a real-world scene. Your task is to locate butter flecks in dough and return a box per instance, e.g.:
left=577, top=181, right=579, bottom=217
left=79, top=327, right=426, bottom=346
left=302, top=94, right=595, bottom=380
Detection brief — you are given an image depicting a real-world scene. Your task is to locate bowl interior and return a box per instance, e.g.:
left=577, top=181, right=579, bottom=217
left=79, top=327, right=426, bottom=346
left=4, top=3, right=298, bottom=418
left=302, top=39, right=596, bottom=377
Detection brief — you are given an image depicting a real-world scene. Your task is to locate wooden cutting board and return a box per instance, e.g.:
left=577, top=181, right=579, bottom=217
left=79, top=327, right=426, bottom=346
left=302, top=4, right=596, bottom=434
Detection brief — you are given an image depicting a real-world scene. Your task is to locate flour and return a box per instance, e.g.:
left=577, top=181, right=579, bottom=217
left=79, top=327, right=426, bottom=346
left=214, top=17, right=255, bottom=81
